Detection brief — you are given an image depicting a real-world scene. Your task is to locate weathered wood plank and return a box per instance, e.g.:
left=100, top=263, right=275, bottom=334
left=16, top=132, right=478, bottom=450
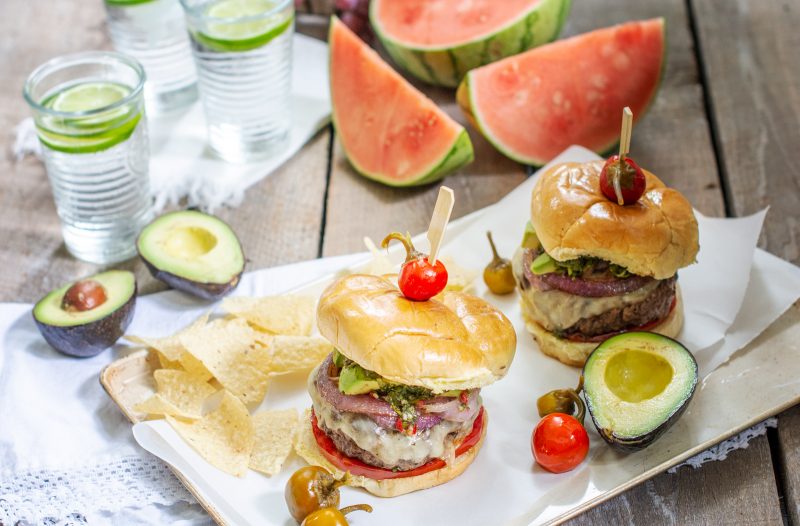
left=690, top=0, right=800, bottom=520
left=0, top=1, right=330, bottom=302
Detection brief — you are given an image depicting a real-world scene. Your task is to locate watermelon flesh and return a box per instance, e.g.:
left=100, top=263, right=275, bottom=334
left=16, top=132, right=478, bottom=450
left=329, top=17, right=473, bottom=186
left=458, top=19, right=665, bottom=165
left=371, top=0, right=571, bottom=88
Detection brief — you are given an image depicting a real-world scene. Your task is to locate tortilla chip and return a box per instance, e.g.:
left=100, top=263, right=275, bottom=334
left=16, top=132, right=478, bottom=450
left=153, top=350, right=182, bottom=370
left=167, top=391, right=254, bottom=477
left=249, top=409, right=299, bottom=475
left=127, top=313, right=210, bottom=362
left=293, top=409, right=340, bottom=474
left=134, top=394, right=185, bottom=419
left=180, top=318, right=270, bottom=405
left=441, top=257, right=477, bottom=293
left=178, top=350, right=214, bottom=382
left=264, top=336, right=332, bottom=375
left=222, top=295, right=315, bottom=336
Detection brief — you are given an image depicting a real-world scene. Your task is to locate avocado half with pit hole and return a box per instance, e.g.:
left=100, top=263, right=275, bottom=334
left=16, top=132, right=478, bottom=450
left=583, top=332, right=698, bottom=452
left=137, top=210, right=244, bottom=300
left=33, top=270, right=137, bottom=357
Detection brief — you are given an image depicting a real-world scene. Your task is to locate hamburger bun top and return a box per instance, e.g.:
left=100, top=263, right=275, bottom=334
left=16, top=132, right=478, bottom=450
left=316, top=274, right=516, bottom=392
left=530, top=161, right=699, bottom=279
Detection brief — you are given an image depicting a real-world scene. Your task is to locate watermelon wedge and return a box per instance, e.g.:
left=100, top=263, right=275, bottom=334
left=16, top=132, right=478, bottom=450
left=330, top=17, right=473, bottom=186
left=371, top=0, right=571, bottom=88
left=457, top=19, right=666, bottom=166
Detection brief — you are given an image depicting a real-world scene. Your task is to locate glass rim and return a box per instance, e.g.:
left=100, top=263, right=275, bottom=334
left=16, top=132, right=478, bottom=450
left=23, top=51, right=146, bottom=118
left=179, top=0, right=292, bottom=23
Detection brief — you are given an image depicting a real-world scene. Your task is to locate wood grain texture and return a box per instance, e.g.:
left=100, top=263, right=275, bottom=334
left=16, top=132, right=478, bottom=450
left=690, top=0, right=800, bottom=519
left=0, top=6, right=330, bottom=303
left=777, top=406, right=800, bottom=525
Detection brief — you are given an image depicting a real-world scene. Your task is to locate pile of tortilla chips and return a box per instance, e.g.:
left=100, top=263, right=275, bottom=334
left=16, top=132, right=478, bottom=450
left=129, top=294, right=330, bottom=477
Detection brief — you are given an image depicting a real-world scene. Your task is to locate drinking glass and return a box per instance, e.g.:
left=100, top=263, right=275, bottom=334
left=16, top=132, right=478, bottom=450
left=180, top=0, right=294, bottom=162
left=24, top=52, right=154, bottom=264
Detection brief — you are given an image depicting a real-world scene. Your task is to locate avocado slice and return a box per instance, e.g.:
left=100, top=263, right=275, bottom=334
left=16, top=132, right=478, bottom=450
left=137, top=210, right=244, bottom=300
left=339, top=363, right=383, bottom=395
left=583, top=332, right=698, bottom=451
left=531, top=252, right=558, bottom=274
left=521, top=221, right=540, bottom=249
left=33, top=270, right=136, bottom=357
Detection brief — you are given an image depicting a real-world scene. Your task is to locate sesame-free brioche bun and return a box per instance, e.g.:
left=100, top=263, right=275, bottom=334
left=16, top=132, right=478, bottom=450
left=531, top=161, right=699, bottom=279
left=522, top=288, right=684, bottom=367
left=294, top=407, right=488, bottom=497
left=316, top=274, right=516, bottom=392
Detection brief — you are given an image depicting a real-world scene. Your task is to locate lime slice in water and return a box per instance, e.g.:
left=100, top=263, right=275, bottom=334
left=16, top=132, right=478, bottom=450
left=38, top=82, right=141, bottom=154
left=196, top=0, right=293, bottom=52
left=47, top=82, right=131, bottom=113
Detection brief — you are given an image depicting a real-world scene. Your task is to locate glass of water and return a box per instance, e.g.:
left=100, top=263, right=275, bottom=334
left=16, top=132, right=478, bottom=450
left=105, top=0, right=198, bottom=113
left=180, top=0, right=294, bottom=162
left=23, top=52, right=153, bottom=265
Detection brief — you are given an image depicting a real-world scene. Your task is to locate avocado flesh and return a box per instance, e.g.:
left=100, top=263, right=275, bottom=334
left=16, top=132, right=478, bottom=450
left=339, top=364, right=383, bottom=395
left=583, top=332, right=698, bottom=451
left=33, top=270, right=137, bottom=357
left=137, top=210, right=245, bottom=300
left=521, top=221, right=540, bottom=249
left=531, top=252, right=558, bottom=274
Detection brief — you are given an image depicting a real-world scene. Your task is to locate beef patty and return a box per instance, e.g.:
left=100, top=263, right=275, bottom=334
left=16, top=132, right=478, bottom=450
left=561, top=277, right=676, bottom=339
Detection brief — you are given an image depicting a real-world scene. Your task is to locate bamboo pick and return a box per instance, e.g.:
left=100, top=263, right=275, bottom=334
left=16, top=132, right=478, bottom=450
left=614, top=107, right=634, bottom=205
left=427, top=186, right=455, bottom=265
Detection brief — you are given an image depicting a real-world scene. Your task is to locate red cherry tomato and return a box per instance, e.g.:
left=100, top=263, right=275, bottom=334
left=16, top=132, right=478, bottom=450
left=381, top=232, right=448, bottom=301
left=599, top=155, right=646, bottom=205
left=532, top=413, right=589, bottom=473
left=398, top=257, right=448, bottom=301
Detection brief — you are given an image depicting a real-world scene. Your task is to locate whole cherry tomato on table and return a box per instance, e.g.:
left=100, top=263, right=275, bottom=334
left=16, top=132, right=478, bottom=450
left=382, top=231, right=448, bottom=301
left=532, top=413, right=589, bottom=473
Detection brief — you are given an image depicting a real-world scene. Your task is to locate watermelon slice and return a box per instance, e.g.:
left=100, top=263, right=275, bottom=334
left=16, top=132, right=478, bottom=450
left=371, top=0, right=571, bottom=88
left=457, top=19, right=666, bottom=166
left=330, top=17, right=473, bottom=186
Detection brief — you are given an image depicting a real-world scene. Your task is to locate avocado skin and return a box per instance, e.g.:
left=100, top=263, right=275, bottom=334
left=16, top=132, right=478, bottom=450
left=589, top=384, right=696, bottom=452
left=583, top=333, right=699, bottom=452
left=141, top=257, right=242, bottom=301
left=34, top=292, right=136, bottom=358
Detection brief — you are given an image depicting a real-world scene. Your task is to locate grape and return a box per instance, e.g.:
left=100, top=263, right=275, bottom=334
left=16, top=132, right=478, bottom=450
left=335, top=0, right=372, bottom=40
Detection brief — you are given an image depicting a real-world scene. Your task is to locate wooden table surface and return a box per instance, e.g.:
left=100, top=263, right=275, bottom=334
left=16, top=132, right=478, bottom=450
left=2, top=0, right=798, bottom=524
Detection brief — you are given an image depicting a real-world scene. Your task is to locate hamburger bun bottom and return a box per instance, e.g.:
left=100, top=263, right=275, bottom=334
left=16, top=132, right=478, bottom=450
left=524, top=289, right=684, bottom=367
left=294, top=408, right=488, bottom=497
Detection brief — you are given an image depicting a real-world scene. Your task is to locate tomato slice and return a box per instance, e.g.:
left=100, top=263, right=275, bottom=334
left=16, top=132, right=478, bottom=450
left=310, top=407, right=485, bottom=480
left=563, top=296, right=677, bottom=343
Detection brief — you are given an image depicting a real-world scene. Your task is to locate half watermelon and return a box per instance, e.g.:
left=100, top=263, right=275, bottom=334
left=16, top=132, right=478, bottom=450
left=330, top=17, right=473, bottom=186
left=458, top=19, right=666, bottom=166
left=371, top=0, right=571, bottom=88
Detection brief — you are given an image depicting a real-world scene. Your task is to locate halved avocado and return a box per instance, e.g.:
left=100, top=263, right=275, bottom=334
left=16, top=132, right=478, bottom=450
left=583, top=332, right=698, bottom=451
left=137, top=210, right=245, bottom=300
left=33, top=270, right=136, bottom=357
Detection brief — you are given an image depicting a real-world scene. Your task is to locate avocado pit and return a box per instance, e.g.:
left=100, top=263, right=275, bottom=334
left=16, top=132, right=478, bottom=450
left=62, top=279, right=108, bottom=312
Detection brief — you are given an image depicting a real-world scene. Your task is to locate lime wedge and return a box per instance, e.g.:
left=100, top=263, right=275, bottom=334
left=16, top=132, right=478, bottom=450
left=195, top=0, right=293, bottom=52
left=47, top=82, right=131, bottom=113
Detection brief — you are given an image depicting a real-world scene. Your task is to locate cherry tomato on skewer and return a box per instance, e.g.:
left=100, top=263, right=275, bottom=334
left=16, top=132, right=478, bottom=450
left=599, top=154, right=646, bottom=206
left=381, top=232, right=448, bottom=301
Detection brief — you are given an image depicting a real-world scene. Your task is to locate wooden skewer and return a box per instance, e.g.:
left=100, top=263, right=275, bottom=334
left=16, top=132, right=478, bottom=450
left=614, top=107, right=634, bottom=205
left=427, top=186, right=455, bottom=265
left=619, top=106, right=633, bottom=161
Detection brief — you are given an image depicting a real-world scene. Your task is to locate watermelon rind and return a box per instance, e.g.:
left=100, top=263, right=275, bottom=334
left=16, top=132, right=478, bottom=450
left=370, top=0, right=571, bottom=88
left=329, top=18, right=474, bottom=187
left=458, top=18, right=666, bottom=167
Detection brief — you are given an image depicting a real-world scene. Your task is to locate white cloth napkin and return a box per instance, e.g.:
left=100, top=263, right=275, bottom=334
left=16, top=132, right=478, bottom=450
left=13, top=33, right=331, bottom=212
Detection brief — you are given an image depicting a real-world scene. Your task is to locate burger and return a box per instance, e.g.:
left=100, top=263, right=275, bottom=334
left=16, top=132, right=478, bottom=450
left=512, top=160, right=699, bottom=367
left=300, top=274, right=516, bottom=497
